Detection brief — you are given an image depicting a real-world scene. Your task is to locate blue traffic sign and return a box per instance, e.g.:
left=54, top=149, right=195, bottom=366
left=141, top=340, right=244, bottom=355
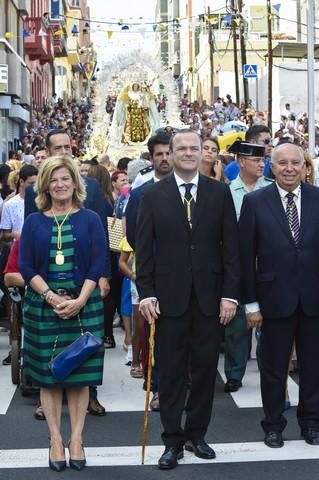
left=243, top=64, right=257, bottom=78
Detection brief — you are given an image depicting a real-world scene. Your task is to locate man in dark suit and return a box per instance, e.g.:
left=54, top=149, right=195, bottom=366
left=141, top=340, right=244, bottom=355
left=24, top=128, right=110, bottom=417
left=240, top=142, right=319, bottom=448
left=136, top=129, right=240, bottom=469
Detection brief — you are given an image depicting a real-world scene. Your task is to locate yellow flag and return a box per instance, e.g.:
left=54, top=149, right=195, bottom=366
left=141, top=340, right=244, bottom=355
left=5, top=32, right=14, bottom=39
left=107, top=31, right=113, bottom=39
left=208, top=17, right=218, bottom=24
left=54, top=29, right=64, bottom=35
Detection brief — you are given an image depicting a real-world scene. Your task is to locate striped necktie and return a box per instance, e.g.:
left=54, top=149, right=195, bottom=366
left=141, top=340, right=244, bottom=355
left=285, top=192, right=299, bottom=245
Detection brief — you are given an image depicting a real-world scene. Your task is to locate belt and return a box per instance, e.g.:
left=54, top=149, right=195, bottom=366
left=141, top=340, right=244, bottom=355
left=47, top=272, right=75, bottom=280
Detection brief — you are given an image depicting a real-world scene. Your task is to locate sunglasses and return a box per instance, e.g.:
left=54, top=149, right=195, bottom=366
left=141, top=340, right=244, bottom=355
left=261, top=137, right=272, bottom=145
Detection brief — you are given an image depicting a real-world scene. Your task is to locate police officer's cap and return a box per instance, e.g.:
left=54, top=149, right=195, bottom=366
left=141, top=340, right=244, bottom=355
left=227, top=140, right=265, bottom=157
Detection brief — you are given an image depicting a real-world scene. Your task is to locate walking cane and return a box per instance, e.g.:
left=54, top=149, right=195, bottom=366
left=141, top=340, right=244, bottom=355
left=141, top=319, right=156, bottom=464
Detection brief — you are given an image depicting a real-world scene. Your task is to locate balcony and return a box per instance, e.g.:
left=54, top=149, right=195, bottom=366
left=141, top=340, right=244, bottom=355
left=50, top=20, right=68, bottom=57
left=67, top=36, right=80, bottom=65
left=53, top=34, right=67, bottom=56
left=24, top=17, right=54, bottom=64
left=7, top=52, right=31, bottom=105
left=17, top=0, right=30, bottom=16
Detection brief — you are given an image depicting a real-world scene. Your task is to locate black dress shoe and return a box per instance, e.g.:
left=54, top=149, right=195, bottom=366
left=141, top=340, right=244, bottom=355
left=158, top=446, right=183, bottom=470
left=301, top=428, right=319, bottom=445
left=224, top=379, right=242, bottom=393
left=264, top=431, right=284, bottom=448
left=185, top=439, right=216, bottom=459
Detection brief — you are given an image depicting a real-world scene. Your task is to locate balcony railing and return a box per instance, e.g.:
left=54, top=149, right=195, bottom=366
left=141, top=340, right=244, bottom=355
left=50, top=20, right=68, bottom=57
left=24, top=17, right=54, bottom=63
left=7, top=52, right=30, bottom=105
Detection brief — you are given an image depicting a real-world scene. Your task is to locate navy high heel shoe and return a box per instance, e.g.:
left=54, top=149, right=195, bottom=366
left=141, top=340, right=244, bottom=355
left=68, top=441, right=86, bottom=471
left=49, top=445, right=66, bottom=472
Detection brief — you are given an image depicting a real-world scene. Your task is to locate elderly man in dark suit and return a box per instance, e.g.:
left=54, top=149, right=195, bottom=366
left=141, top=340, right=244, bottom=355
left=136, top=129, right=240, bottom=469
left=240, top=142, right=319, bottom=448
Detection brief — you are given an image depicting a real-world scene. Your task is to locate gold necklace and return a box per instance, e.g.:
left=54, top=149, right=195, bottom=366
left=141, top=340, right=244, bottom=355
left=51, top=207, right=73, bottom=265
left=181, top=194, right=193, bottom=228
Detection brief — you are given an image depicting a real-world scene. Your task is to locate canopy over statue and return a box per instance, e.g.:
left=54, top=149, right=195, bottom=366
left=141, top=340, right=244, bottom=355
left=109, top=82, right=160, bottom=145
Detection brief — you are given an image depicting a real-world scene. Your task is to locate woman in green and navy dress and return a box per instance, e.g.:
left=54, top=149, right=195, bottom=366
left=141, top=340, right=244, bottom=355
left=19, top=155, right=106, bottom=472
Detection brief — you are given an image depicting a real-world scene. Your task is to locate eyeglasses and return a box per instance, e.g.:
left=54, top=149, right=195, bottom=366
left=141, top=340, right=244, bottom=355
left=261, top=137, right=272, bottom=145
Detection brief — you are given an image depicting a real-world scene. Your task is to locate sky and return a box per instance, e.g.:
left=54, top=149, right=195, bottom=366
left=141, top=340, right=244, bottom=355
left=87, top=0, right=158, bottom=61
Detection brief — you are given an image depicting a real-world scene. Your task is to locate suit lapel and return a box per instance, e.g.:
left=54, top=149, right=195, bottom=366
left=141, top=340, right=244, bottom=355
left=192, top=174, right=210, bottom=232
left=299, top=182, right=312, bottom=245
left=264, top=182, right=295, bottom=246
left=162, top=174, right=190, bottom=231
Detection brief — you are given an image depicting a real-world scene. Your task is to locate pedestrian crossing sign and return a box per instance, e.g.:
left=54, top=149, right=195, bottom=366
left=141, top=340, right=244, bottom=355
left=243, top=64, right=257, bottom=78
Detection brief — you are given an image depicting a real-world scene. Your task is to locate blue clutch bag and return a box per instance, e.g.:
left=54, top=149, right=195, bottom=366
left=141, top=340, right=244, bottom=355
left=48, top=315, right=103, bottom=382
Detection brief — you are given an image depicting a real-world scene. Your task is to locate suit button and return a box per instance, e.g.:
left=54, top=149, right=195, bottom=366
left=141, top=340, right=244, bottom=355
left=190, top=245, right=195, bottom=250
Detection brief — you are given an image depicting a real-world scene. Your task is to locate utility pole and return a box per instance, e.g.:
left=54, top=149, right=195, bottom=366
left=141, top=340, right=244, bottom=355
left=231, top=0, right=240, bottom=105
left=238, top=0, right=248, bottom=106
left=307, top=0, right=315, bottom=156
left=296, top=0, right=302, bottom=43
left=266, top=0, right=272, bottom=132
left=207, top=6, right=214, bottom=104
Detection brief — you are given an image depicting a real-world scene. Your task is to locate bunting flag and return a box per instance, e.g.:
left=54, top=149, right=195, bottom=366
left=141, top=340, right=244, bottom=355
left=221, top=14, right=232, bottom=27
left=152, top=24, right=157, bottom=32
left=208, top=16, right=219, bottom=25
left=107, top=30, right=113, bottom=39
left=272, top=3, right=281, bottom=13
left=138, top=27, right=146, bottom=38
left=234, top=18, right=241, bottom=26
left=54, top=29, right=64, bottom=35
left=81, top=61, right=97, bottom=82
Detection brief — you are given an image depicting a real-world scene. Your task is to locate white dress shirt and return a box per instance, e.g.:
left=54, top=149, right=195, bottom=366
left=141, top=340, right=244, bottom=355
left=174, top=171, right=199, bottom=201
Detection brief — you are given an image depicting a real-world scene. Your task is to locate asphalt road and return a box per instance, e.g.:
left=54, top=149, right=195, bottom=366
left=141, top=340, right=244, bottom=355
left=1, top=328, right=319, bottom=480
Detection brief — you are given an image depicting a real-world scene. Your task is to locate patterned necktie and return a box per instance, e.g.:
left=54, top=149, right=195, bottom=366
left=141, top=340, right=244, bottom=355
left=285, top=192, right=299, bottom=244
left=182, top=183, right=195, bottom=228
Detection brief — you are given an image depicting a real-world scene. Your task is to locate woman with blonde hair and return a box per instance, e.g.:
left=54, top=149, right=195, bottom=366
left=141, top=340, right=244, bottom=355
left=19, top=155, right=106, bottom=472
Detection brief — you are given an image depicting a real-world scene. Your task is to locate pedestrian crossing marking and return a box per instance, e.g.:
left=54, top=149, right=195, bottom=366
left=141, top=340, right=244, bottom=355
left=0, top=331, right=300, bottom=415
left=218, top=356, right=299, bottom=408
left=0, top=440, right=318, bottom=468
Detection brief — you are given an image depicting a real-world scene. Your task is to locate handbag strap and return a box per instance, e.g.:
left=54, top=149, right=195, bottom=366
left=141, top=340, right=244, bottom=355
left=112, top=198, right=122, bottom=226
left=50, top=314, right=84, bottom=361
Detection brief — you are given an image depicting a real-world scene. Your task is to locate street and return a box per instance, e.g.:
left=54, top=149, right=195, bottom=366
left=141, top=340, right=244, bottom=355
left=0, top=327, right=319, bottom=479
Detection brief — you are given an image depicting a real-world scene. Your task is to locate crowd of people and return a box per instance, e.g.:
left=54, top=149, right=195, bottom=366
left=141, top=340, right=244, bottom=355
left=1, top=90, right=319, bottom=472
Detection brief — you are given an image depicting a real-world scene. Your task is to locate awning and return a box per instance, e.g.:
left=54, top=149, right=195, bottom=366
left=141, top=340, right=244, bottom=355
left=267, top=41, right=319, bottom=60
